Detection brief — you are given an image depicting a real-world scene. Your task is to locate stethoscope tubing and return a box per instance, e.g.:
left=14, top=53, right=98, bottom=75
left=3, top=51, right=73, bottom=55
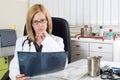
left=22, top=37, right=31, bottom=51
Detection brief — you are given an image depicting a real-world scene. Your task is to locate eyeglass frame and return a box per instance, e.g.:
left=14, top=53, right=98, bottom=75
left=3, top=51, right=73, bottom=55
left=32, top=18, right=47, bottom=25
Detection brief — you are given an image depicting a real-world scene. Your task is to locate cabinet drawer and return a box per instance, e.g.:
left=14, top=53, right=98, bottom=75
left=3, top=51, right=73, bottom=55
left=71, top=51, right=89, bottom=62
left=71, top=41, right=89, bottom=51
left=90, top=52, right=112, bottom=61
left=90, top=43, right=112, bottom=53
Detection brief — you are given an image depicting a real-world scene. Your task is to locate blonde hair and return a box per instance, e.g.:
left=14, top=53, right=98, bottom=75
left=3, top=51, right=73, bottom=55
left=26, top=4, right=52, bottom=41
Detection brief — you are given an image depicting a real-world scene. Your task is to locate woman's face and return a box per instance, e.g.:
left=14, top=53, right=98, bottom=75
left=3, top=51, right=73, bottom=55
left=32, top=12, right=47, bottom=35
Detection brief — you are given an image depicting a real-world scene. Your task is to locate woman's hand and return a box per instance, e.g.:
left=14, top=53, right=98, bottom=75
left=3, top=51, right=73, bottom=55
left=35, top=31, right=48, bottom=45
left=16, top=74, right=30, bottom=80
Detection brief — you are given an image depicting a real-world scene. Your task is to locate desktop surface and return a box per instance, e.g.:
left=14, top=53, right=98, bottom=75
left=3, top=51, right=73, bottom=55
left=30, top=59, right=120, bottom=80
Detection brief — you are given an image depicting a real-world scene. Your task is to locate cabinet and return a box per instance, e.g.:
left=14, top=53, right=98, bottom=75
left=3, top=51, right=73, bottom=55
left=71, top=38, right=120, bottom=62
left=90, top=43, right=113, bottom=61
left=71, top=40, right=89, bottom=62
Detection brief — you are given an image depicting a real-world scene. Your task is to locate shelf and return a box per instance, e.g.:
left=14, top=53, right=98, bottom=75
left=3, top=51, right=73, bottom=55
left=74, top=34, right=116, bottom=41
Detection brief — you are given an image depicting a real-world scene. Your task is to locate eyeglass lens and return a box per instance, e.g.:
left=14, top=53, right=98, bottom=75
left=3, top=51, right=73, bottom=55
left=33, top=19, right=47, bottom=25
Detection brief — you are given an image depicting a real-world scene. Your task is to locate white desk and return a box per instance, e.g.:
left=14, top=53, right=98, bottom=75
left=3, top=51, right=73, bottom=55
left=30, top=59, right=120, bottom=80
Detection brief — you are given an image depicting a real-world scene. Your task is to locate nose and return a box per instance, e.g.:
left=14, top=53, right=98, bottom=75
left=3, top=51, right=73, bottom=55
left=37, top=23, right=44, bottom=28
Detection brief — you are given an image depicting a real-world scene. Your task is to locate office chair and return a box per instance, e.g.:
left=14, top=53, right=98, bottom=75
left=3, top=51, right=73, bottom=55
left=24, top=17, right=71, bottom=63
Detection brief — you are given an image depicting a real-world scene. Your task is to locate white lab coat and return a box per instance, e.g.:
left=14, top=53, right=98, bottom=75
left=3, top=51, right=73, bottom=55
left=9, top=34, right=65, bottom=80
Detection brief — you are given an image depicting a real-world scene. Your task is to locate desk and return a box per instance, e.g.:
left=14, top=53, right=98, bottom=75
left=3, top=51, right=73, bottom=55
left=30, top=59, right=120, bottom=80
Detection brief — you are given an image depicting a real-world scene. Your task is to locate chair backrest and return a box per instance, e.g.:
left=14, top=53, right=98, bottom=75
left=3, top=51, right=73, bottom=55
left=24, top=17, right=71, bottom=63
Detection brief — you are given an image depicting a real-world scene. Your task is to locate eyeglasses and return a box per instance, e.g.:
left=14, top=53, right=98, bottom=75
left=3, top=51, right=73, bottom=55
left=32, top=19, right=47, bottom=25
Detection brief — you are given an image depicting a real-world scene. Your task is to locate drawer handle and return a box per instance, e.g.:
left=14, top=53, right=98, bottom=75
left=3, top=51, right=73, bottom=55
left=76, top=45, right=80, bottom=47
left=98, top=47, right=102, bottom=49
left=76, top=53, right=80, bottom=56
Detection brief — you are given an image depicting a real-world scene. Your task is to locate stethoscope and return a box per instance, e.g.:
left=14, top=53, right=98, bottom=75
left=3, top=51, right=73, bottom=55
left=100, top=66, right=120, bottom=80
left=22, top=37, right=43, bottom=52
left=22, top=37, right=32, bottom=51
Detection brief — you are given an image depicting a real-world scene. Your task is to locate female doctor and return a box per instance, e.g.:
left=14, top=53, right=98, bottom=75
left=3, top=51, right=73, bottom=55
left=9, top=4, right=65, bottom=80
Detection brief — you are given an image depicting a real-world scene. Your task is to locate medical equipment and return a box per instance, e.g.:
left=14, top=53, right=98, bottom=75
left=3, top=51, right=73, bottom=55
left=0, top=29, right=16, bottom=57
left=22, top=37, right=32, bottom=51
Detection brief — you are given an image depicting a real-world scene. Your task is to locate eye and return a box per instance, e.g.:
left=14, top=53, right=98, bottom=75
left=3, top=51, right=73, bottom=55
left=33, top=20, right=39, bottom=24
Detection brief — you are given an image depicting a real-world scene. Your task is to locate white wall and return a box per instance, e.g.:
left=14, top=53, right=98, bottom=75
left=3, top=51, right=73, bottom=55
left=29, top=0, right=120, bottom=26
left=29, top=0, right=120, bottom=33
left=1, top=0, right=120, bottom=37
left=0, top=0, right=28, bottom=37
